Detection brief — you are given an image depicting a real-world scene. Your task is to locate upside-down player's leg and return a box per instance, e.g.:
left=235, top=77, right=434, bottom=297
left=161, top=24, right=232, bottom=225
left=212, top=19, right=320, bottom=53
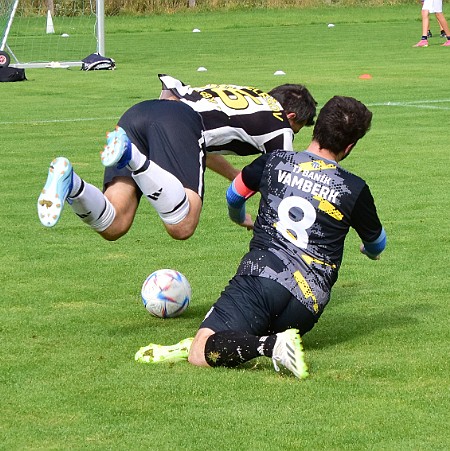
left=160, top=188, right=202, bottom=240
left=131, top=161, right=202, bottom=240
left=99, top=177, right=139, bottom=240
left=37, top=157, right=127, bottom=237
left=102, top=121, right=205, bottom=240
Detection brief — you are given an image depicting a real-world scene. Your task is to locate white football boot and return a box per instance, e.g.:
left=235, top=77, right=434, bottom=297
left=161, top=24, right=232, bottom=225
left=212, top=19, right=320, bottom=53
left=272, top=328, right=309, bottom=380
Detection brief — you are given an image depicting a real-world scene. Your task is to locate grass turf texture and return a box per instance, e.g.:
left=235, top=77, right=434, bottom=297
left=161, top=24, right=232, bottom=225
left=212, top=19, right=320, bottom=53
left=2, top=5, right=450, bottom=449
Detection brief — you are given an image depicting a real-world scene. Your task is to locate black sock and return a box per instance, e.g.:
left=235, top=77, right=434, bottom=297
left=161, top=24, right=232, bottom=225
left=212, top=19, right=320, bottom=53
left=204, top=331, right=277, bottom=368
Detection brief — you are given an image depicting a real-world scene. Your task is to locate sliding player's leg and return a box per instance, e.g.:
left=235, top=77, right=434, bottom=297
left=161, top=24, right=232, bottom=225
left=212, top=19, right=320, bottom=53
left=187, top=276, right=309, bottom=378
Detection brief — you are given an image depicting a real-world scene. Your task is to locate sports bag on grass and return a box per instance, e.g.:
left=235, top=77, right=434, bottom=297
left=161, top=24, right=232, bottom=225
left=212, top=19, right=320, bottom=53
left=81, top=53, right=116, bottom=71
left=0, top=66, right=26, bottom=82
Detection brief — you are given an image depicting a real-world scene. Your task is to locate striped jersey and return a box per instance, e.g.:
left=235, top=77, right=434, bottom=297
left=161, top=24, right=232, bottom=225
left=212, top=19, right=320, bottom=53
left=236, top=150, right=384, bottom=314
left=159, top=74, right=294, bottom=156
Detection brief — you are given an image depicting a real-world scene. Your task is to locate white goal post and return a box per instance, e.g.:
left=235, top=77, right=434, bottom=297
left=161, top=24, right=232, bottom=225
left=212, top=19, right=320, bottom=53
left=0, top=0, right=105, bottom=68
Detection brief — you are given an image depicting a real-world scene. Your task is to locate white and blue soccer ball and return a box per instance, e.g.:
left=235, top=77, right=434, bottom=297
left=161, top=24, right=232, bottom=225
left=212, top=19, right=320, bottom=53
left=141, top=269, right=191, bottom=318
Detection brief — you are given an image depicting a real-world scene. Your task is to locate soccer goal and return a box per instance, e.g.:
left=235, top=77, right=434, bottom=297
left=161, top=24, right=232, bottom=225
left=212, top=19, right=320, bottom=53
left=0, top=0, right=105, bottom=68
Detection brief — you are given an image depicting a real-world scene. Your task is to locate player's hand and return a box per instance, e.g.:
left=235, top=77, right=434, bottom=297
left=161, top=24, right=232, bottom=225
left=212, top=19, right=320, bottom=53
left=240, top=213, right=254, bottom=231
left=360, top=244, right=380, bottom=260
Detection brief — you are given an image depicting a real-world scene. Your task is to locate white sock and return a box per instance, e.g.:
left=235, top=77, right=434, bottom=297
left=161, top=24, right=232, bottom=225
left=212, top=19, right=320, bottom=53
left=68, top=181, right=115, bottom=232
left=132, top=161, right=189, bottom=225
left=69, top=171, right=82, bottom=197
left=126, top=143, right=147, bottom=172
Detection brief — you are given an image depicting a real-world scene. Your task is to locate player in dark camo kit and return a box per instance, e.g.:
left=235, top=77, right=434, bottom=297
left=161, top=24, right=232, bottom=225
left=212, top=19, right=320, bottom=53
left=136, top=96, right=387, bottom=379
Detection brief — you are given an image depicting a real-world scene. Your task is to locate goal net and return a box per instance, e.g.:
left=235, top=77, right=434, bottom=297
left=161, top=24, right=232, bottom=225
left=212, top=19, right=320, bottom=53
left=0, top=0, right=105, bottom=68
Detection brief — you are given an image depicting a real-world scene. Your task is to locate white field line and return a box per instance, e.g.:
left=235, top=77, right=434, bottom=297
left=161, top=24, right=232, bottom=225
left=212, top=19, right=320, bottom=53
left=2, top=100, right=450, bottom=126
left=367, top=99, right=450, bottom=110
left=1, top=117, right=118, bottom=126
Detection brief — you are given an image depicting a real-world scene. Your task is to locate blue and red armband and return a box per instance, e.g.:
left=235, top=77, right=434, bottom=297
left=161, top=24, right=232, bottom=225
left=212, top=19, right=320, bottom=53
left=226, top=173, right=255, bottom=224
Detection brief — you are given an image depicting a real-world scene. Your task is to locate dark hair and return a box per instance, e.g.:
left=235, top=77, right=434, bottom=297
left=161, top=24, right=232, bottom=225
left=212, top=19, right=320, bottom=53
left=312, top=96, right=372, bottom=154
left=268, top=84, right=317, bottom=126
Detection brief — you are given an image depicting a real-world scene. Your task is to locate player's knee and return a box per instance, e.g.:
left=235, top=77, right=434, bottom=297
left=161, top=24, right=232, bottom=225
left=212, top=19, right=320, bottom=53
left=188, top=329, right=214, bottom=367
left=99, top=227, right=129, bottom=241
left=165, top=222, right=197, bottom=240
left=163, top=204, right=199, bottom=240
left=188, top=341, right=212, bottom=367
left=99, top=218, right=132, bottom=241
left=169, top=230, right=194, bottom=241
left=187, top=350, right=204, bottom=367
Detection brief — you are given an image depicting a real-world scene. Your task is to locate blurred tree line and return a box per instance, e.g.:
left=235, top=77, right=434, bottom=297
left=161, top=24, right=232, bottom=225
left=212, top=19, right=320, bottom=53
left=24, top=0, right=413, bottom=17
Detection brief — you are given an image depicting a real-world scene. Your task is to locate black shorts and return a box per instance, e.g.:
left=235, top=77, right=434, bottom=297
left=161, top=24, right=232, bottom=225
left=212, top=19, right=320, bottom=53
left=200, top=275, right=319, bottom=336
left=103, top=100, right=206, bottom=199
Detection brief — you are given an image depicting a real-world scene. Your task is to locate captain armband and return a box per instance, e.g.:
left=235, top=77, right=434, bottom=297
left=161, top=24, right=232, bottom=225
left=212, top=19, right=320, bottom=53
left=225, top=173, right=255, bottom=224
left=226, top=182, right=246, bottom=224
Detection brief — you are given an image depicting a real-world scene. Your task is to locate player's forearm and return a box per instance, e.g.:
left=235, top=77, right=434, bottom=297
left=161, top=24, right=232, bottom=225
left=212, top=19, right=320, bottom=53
left=361, top=228, right=387, bottom=260
left=226, top=173, right=256, bottom=224
left=226, top=181, right=247, bottom=223
left=206, top=153, right=240, bottom=181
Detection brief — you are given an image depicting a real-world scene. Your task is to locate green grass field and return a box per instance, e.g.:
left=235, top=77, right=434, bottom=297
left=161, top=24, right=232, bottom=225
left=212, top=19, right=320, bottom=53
left=2, top=4, right=450, bottom=449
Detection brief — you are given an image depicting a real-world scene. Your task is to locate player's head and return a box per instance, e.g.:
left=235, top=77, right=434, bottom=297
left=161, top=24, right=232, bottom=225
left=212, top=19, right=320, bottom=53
left=268, top=84, right=317, bottom=133
left=313, top=96, right=372, bottom=157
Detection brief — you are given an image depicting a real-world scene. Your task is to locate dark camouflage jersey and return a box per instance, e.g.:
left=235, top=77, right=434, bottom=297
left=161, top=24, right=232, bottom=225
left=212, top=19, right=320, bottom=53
left=236, top=150, right=383, bottom=314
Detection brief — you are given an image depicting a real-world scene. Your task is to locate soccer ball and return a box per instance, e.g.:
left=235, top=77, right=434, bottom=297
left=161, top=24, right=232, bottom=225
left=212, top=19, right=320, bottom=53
left=141, top=269, right=191, bottom=318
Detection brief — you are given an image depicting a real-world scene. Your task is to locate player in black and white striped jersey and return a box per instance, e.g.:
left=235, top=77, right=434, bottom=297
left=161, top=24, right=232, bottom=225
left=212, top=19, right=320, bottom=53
left=159, top=74, right=317, bottom=181
left=37, top=77, right=316, bottom=243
